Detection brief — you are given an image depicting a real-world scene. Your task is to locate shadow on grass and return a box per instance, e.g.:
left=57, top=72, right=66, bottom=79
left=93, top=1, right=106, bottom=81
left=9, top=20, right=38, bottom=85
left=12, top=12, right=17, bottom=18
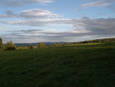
left=0, top=41, right=115, bottom=87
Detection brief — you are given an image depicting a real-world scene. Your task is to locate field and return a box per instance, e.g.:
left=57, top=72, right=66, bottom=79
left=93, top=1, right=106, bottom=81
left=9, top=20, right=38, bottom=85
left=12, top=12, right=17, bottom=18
left=0, top=41, right=115, bottom=87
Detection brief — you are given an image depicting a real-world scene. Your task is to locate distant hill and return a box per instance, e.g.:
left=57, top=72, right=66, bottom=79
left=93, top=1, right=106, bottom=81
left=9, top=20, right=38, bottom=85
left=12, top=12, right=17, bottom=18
left=3, top=38, right=115, bottom=47
left=9, top=42, right=66, bottom=47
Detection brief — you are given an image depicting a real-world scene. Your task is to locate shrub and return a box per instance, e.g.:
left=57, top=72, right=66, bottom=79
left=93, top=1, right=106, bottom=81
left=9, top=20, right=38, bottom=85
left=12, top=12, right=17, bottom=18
left=0, top=38, right=4, bottom=50
left=49, top=44, right=53, bottom=47
left=29, top=44, right=34, bottom=49
left=60, top=44, right=67, bottom=46
left=5, top=41, right=16, bottom=50
left=16, top=46, right=29, bottom=50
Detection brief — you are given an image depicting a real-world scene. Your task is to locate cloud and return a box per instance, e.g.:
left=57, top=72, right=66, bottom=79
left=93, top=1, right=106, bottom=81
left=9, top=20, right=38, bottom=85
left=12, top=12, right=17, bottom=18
left=0, top=10, right=17, bottom=18
left=106, top=5, right=114, bottom=10
left=1, top=29, right=115, bottom=43
left=0, top=9, right=62, bottom=19
left=1, top=17, right=115, bottom=34
left=0, top=0, right=53, bottom=7
left=76, top=0, right=115, bottom=10
left=75, top=17, right=115, bottom=34
left=19, top=9, right=62, bottom=19
left=0, top=19, right=77, bottom=26
left=1, top=31, right=91, bottom=42
left=106, top=5, right=115, bottom=12
left=1, top=17, right=115, bottom=42
left=97, top=13, right=106, bottom=16
left=9, top=29, right=43, bottom=34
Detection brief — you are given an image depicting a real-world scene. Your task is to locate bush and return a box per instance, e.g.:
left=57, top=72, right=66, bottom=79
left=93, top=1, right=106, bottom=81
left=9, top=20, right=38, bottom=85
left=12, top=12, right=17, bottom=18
left=16, top=46, right=29, bottom=50
left=0, top=38, right=4, bottom=50
left=29, top=44, right=34, bottom=49
left=49, top=44, right=53, bottom=47
left=60, top=44, right=66, bottom=46
left=5, top=41, right=16, bottom=50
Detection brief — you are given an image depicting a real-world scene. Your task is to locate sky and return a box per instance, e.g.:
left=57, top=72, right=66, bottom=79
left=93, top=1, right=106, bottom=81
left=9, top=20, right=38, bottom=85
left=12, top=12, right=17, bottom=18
left=0, top=0, right=115, bottom=43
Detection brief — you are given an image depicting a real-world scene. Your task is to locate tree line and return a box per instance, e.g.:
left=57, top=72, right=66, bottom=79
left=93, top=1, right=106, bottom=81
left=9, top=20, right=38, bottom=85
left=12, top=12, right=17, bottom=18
left=72, top=38, right=115, bottom=44
left=0, top=38, right=62, bottom=50
left=0, top=38, right=115, bottom=51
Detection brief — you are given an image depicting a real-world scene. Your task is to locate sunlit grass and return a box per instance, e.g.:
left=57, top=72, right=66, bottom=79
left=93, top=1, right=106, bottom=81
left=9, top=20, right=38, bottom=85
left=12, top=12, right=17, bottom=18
left=70, top=42, right=102, bottom=46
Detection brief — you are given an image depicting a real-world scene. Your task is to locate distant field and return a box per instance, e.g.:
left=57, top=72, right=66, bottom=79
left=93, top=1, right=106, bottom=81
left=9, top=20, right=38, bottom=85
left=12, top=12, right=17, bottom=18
left=67, top=43, right=102, bottom=46
left=0, top=41, right=115, bottom=87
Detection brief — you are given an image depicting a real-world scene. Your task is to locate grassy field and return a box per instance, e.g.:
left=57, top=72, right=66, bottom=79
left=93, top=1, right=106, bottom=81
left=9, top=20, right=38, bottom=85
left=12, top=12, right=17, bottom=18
left=0, top=41, right=115, bottom=87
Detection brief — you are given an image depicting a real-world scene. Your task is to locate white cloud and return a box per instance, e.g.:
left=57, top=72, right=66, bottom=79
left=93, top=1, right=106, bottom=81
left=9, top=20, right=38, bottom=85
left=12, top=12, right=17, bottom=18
left=19, top=9, right=62, bottom=19
left=81, top=1, right=111, bottom=8
left=0, top=9, right=62, bottom=19
left=0, top=0, right=53, bottom=7
left=0, top=19, right=77, bottom=26
left=76, top=0, right=115, bottom=10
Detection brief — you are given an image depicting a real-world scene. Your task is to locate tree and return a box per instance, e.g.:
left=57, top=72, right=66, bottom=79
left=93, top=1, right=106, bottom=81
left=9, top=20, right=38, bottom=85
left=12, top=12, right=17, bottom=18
left=56, top=42, right=59, bottom=46
left=29, top=44, right=34, bottom=49
left=37, top=42, right=45, bottom=48
left=65, top=42, right=67, bottom=44
left=5, top=41, right=16, bottom=50
left=0, top=38, right=3, bottom=49
left=37, top=42, right=41, bottom=48
left=41, top=42, right=45, bottom=48
left=53, top=44, right=57, bottom=47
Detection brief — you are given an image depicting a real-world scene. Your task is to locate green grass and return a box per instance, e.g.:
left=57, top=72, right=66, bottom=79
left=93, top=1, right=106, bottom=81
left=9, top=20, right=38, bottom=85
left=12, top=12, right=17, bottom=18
left=0, top=41, right=115, bottom=87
